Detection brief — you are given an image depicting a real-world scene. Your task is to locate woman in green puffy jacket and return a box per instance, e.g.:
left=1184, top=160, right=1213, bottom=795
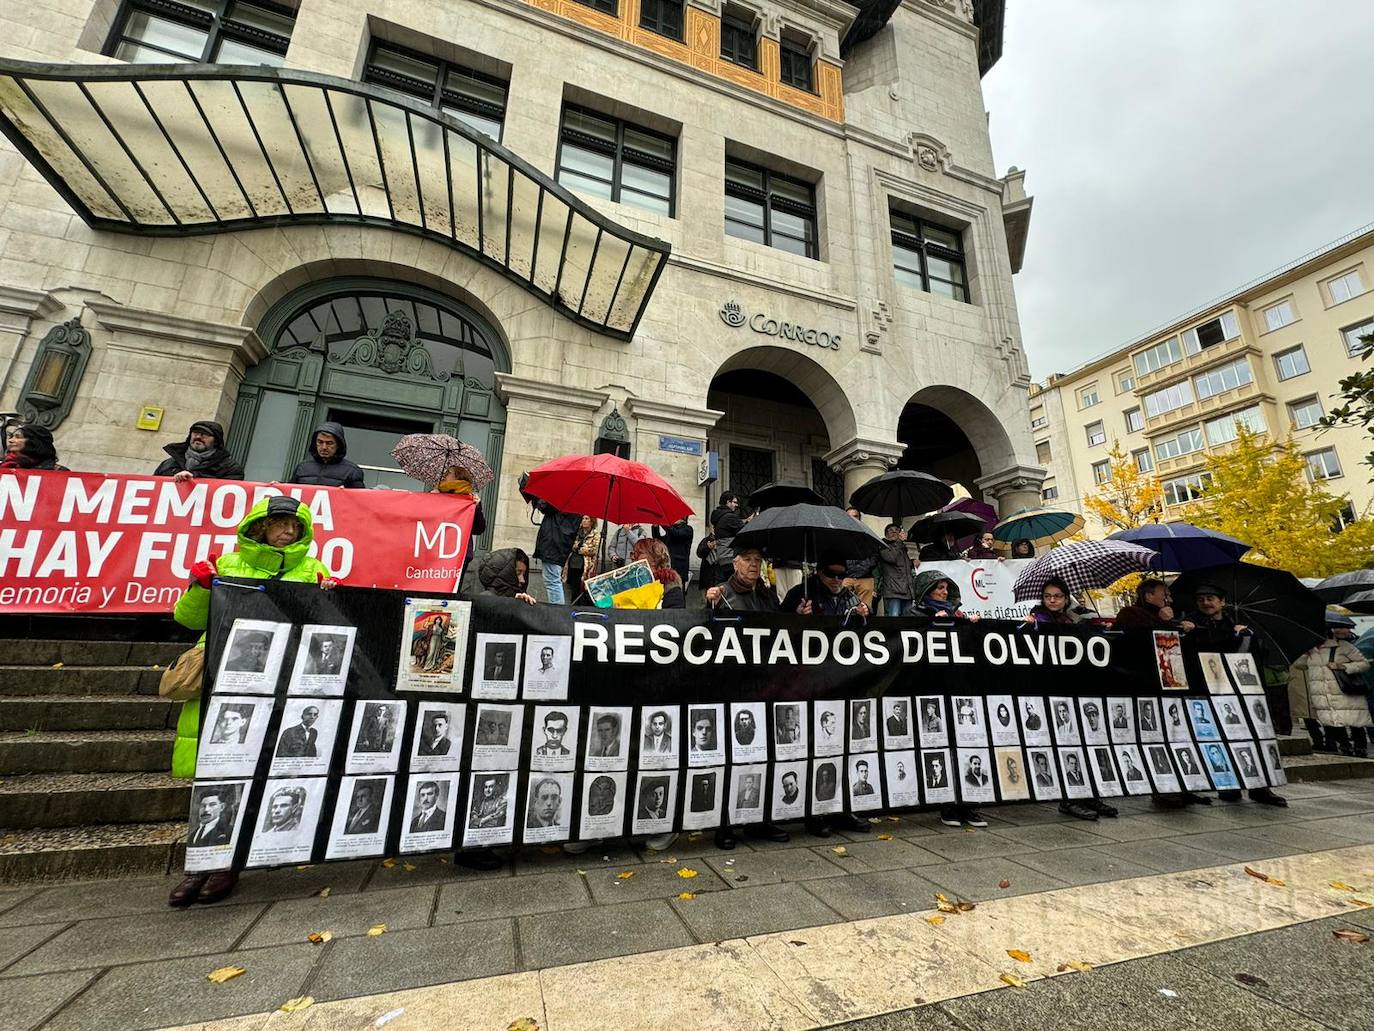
left=169, top=493, right=336, bottom=908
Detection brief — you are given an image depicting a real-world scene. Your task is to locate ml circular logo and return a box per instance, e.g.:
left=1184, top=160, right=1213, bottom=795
left=719, top=300, right=746, bottom=327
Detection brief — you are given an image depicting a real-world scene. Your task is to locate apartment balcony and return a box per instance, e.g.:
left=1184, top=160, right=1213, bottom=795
left=1142, top=376, right=1269, bottom=436
left=1133, top=334, right=1258, bottom=393
left=1147, top=397, right=1280, bottom=478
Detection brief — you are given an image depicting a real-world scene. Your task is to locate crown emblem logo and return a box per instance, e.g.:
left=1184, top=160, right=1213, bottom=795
left=719, top=300, right=746, bottom=327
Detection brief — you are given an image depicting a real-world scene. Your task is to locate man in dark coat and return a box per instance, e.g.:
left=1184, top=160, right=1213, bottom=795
left=703, top=547, right=779, bottom=612
left=653, top=517, right=695, bottom=585
left=153, top=421, right=243, bottom=482
left=1113, top=579, right=1195, bottom=632
left=781, top=552, right=870, bottom=617
left=289, top=422, right=365, bottom=489
left=520, top=476, right=582, bottom=604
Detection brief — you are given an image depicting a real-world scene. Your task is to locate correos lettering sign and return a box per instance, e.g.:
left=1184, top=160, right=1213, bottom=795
left=719, top=300, right=841, bottom=351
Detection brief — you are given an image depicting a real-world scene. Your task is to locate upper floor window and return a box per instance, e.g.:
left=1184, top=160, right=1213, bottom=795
left=1124, top=407, right=1144, bottom=433
left=1029, top=406, right=1047, bottom=429
left=1115, top=368, right=1135, bottom=393
left=1273, top=345, right=1310, bottom=381
left=364, top=42, right=508, bottom=141
left=1162, top=471, right=1211, bottom=506
left=1306, top=447, right=1343, bottom=481
left=1343, top=317, right=1374, bottom=357
left=1042, top=484, right=1060, bottom=501
left=1326, top=268, right=1366, bottom=306
left=779, top=31, right=814, bottom=91
left=1262, top=300, right=1296, bottom=331
left=1333, top=501, right=1358, bottom=531
left=1288, top=396, right=1323, bottom=431
left=1192, top=356, right=1252, bottom=401
left=558, top=106, right=676, bottom=216
left=1154, top=426, right=1204, bottom=462
left=725, top=158, right=816, bottom=258
left=720, top=6, right=758, bottom=69
left=1091, top=460, right=1111, bottom=486
left=1085, top=420, right=1106, bottom=447
left=1182, top=310, right=1240, bottom=353
left=574, top=0, right=619, bottom=12
left=106, top=0, right=293, bottom=64
left=890, top=209, right=968, bottom=302
left=1035, top=440, right=1052, bottom=464
left=639, top=0, right=684, bottom=41
left=1203, top=404, right=1265, bottom=447
left=1143, top=380, right=1194, bottom=418
left=1133, top=447, right=1153, bottom=473
left=1133, top=336, right=1183, bottom=377
left=1078, top=384, right=1101, bottom=409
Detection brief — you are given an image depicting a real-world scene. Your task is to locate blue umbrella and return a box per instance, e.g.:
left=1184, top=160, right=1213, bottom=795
left=1109, top=523, right=1251, bottom=571
left=992, top=508, right=1084, bottom=550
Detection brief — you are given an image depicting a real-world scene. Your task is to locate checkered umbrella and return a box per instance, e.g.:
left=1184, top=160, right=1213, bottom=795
left=390, top=434, right=494, bottom=490
left=1012, top=539, right=1161, bottom=603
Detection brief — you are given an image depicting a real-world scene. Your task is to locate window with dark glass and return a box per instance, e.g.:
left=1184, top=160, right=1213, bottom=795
left=639, top=0, right=684, bottom=40
left=779, top=33, right=814, bottom=91
left=105, top=0, right=293, bottom=64
left=724, top=158, right=817, bottom=258
left=556, top=106, right=676, bottom=216
left=890, top=209, right=968, bottom=302
left=363, top=41, right=508, bottom=142
left=573, top=0, right=618, bottom=14
left=720, top=7, right=758, bottom=69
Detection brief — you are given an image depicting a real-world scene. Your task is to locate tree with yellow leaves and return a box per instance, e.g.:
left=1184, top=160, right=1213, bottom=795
left=1083, top=440, right=1164, bottom=533
left=1187, top=424, right=1374, bottom=578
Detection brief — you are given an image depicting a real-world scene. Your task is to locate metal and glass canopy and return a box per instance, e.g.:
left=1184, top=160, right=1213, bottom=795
left=0, top=60, right=670, bottom=339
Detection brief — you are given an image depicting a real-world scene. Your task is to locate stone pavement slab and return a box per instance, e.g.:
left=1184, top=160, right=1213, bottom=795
left=0, top=970, right=95, bottom=1031
left=0, top=922, right=65, bottom=972
left=238, top=884, right=435, bottom=948
left=702, top=845, right=848, bottom=886
left=307, top=918, right=516, bottom=1001
left=1061, top=815, right=1169, bottom=842
left=916, top=829, right=1024, bottom=862
left=1174, top=829, right=1316, bottom=862
left=516, top=899, right=694, bottom=969
left=1232, top=820, right=1369, bottom=852
left=581, top=858, right=729, bottom=904
left=799, top=868, right=948, bottom=921
left=1092, top=836, right=1232, bottom=874
left=1300, top=815, right=1374, bottom=842
left=988, top=822, right=1116, bottom=851
left=1012, top=845, right=1159, bottom=887
left=920, top=857, right=1068, bottom=901
left=670, top=881, right=841, bottom=941
left=432, top=870, right=589, bottom=923
left=818, top=837, right=945, bottom=870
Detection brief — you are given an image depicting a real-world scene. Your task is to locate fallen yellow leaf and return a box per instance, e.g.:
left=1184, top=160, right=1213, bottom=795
left=402, top=863, right=417, bottom=872
left=616, top=871, right=636, bottom=880
left=576, top=869, right=587, bottom=876
left=677, top=867, right=698, bottom=879
left=999, top=973, right=1027, bottom=989
left=206, top=966, right=245, bottom=984
left=877, top=833, right=894, bottom=841
left=935, top=898, right=958, bottom=914
left=831, top=846, right=849, bottom=856
left=507, top=1019, right=541, bottom=1031
left=367, top=924, right=387, bottom=937
left=295, top=865, right=313, bottom=871
left=1007, top=949, right=1032, bottom=963
left=1058, top=960, right=1094, bottom=973
left=381, top=858, right=398, bottom=869
left=279, top=996, right=314, bottom=1013
left=306, top=931, right=333, bottom=944
left=868, top=817, right=882, bottom=824
left=887, top=816, right=900, bottom=823
left=317, top=887, right=331, bottom=898
left=676, top=891, right=697, bottom=900
left=924, top=915, right=945, bottom=927
left=51, top=662, right=64, bottom=669
left=1330, top=882, right=1357, bottom=892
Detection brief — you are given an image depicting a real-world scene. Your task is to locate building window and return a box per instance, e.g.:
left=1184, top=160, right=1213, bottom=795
left=1085, top=420, right=1106, bottom=447
left=574, top=0, right=618, bottom=12
left=1306, top=447, right=1343, bottom=481
left=1273, top=345, right=1310, bottom=381
left=1326, top=269, right=1365, bottom=305
left=105, top=0, right=293, bottom=64
left=1203, top=404, right=1265, bottom=447
left=1333, top=501, right=1357, bottom=532
left=720, top=6, right=758, bottom=69
left=725, top=158, right=817, bottom=257
left=1182, top=311, right=1240, bottom=354
left=1143, top=380, right=1194, bottom=419
left=1042, top=484, right=1059, bottom=501
left=1163, top=472, right=1211, bottom=506
left=1154, top=426, right=1204, bottom=462
left=1288, top=396, right=1323, bottom=431
left=1091, top=460, right=1111, bottom=485
left=1134, top=336, right=1183, bottom=377
left=1132, top=447, right=1153, bottom=473
left=1342, top=317, right=1374, bottom=357
left=1124, top=407, right=1144, bottom=433
left=1079, top=385, right=1101, bottom=409
left=890, top=209, right=968, bottom=301
left=1263, top=300, right=1296, bottom=331
left=1192, top=356, right=1252, bottom=400
left=557, top=106, right=676, bottom=216
left=363, top=42, right=508, bottom=141
left=1115, top=368, right=1136, bottom=394
left=810, top=457, right=845, bottom=508
left=639, top=0, right=684, bottom=40
left=1029, top=406, right=1047, bottom=429
left=1035, top=440, right=1052, bottom=464
left=779, top=32, right=814, bottom=91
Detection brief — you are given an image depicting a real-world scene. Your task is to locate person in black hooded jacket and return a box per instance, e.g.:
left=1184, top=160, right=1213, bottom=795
left=1, top=423, right=67, bottom=471
left=288, top=422, right=366, bottom=489
left=153, top=421, right=243, bottom=482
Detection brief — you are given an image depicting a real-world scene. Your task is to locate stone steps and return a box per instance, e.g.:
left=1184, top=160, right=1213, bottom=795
left=0, top=694, right=180, bottom=732
left=1283, top=751, right=1374, bottom=783
left=0, top=771, right=190, bottom=828
left=0, top=665, right=165, bottom=697
left=0, top=729, right=174, bottom=775
left=0, top=821, right=185, bottom=882
left=0, top=639, right=187, bottom=667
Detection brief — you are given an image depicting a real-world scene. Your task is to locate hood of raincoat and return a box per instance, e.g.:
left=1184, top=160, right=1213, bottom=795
left=234, top=494, right=315, bottom=575
left=479, top=547, right=531, bottom=597
left=309, top=421, right=349, bottom=462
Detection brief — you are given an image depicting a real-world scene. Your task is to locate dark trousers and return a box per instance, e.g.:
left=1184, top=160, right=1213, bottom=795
left=1305, top=718, right=1369, bottom=756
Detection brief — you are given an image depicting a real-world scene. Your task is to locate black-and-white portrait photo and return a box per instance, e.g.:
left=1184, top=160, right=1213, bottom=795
left=1058, top=747, right=1091, bottom=799
left=684, top=768, right=724, bottom=830
left=1200, top=653, right=1234, bottom=695
left=1079, top=698, right=1108, bottom=746
left=1164, top=698, right=1190, bottom=743
left=812, top=758, right=842, bottom=814
left=921, top=748, right=955, bottom=804
left=345, top=700, right=406, bottom=774
left=1027, top=748, right=1060, bottom=801
left=579, top=771, right=627, bottom=839
left=637, top=780, right=670, bottom=822
left=1017, top=697, right=1050, bottom=747
left=730, top=702, right=768, bottom=765
left=471, top=703, right=524, bottom=770
left=1089, top=746, right=1122, bottom=796
left=584, top=706, right=632, bottom=772
left=408, top=703, right=466, bottom=775
left=521, top=634, right=572, bottom=701
left=771, top=761, right=808, bottom=821
left=326, top=775, right=393, bottom=859
left=288, top=624, right=356, bottom=697
left=411, top=778, right=452, bottom=833
left=1218, top=698, right=1250, bottom=741
left=994, top=745, right=1030, bottom=801
left=215, top=619, right=290, bottom=694
left=772, top=701, right=807, bottom=761
left=210, top=702, right=254, bottom=745
left=197, top=695, right=272, bottom=777
left=463, top=771, right=517, bottom=848
left=918, top=696, right=947, bottom=748
left=641, top=705, right=683, bottom=770
left=1114, top=744, right=1151, bottom=795
left=1108, top=698, right=1136, bottom=744
left=729, top=764, right=766, bottom=824
left=397, top=773, right=459, bottom=851
left=849, top=698, right=876, bottom=750
left=884, top=749, right=920, bottom=808
left=631, top=770, right=678, bottom=835
left=528, top=706, right=579, bottom=773
left=1050, top=697, right=1081, bottom=746
left=1233, top=742, right=1264, bottom=789
left=1262, top=740, right=1287, bottom=786
left=1173, top=743, right=1208, bottom=791
left=1137, top=698, right=1163, bottom=743
left=472, top=633, right=523, bottom=700
left=1144, top=744, right=1181, bottom=794
left=686, top=704, right=726, bottom=767
left=1249, top=697, right=1275, bottom=739
left=523, top=772, right=575, bottom=844
left=952, top=696, right=988, bottom=748
left=185, top=781, right=245, bottom=852
left=270, top=698, right=343, bottom=778
left=247, top=777, right=325, bottom=867
left=1190, top=698, right=1220, bottom=742
left=882, top=696, right=915, bottom=750
left=814, top=699, right=845, bottom=757
left=988, top=696, right=1020, bottom=747
left=1225, top=653, right=1265, bottom=695
left=848, top=753, right=883, bottom=812
left=958, top=748, right=995, bottom=803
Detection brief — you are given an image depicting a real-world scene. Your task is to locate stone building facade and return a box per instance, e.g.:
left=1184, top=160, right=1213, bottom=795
left=0, top=0, right=1040, bottom=562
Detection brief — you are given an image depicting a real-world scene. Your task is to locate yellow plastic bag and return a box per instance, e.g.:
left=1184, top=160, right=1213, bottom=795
left=612, top=581, right=664, bottom=609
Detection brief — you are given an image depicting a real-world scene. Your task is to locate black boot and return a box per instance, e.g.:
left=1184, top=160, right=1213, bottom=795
left=1351, top=727, right=1369, bottom=759
left=1306, top=718, right=1336, bottom=753
left=1327, top=726, right=1353, bottom=756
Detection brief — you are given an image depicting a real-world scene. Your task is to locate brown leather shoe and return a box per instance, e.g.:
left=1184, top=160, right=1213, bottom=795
left=168, top=873, right=209, bottom=908
left=194, top=871, right=240, bottom=905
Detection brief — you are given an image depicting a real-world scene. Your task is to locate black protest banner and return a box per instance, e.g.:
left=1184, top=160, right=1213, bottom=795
left=182, top=581, right=1286, bottom=873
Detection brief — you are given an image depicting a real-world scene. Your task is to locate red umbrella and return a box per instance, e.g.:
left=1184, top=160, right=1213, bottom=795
left=522, top=453, right=692, bottom=526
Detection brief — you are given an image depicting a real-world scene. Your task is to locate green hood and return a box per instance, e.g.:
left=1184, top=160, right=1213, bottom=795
left=234, top=495, right=315, bottom=575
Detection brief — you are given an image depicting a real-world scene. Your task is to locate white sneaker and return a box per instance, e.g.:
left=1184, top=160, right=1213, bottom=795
left=965, top=811, right=989, bottom=828
left=646, top=832, right=679, bottom=852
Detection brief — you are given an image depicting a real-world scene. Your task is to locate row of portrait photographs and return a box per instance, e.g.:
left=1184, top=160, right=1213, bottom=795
left=215, top=618, right=359, bottom=698
left=187, top=732, right=1290, bottom=871
left=1198, top=652, right=1268, bottom=698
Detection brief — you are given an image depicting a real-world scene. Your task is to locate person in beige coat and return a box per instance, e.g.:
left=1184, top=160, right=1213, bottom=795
left=1289, top=624, right=1372, bottom=757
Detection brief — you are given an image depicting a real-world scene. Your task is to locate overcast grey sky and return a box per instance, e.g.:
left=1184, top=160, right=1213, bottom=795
left=982, top=0, right=1374, bottom=381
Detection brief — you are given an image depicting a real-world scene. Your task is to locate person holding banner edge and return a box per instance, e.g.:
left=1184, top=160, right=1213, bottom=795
left=167, top=494, right=339, bottom=908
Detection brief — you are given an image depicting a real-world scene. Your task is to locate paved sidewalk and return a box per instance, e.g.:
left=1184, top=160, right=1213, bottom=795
left=4, top=777, right=1374, bottom=1030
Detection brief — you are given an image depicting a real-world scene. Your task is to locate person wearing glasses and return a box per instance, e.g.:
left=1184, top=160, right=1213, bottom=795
left=1023, top=577, right=1082, bottom=626
left=703, top=548, right=780, bottom=611
left=780, top=552, right=871, bottom=618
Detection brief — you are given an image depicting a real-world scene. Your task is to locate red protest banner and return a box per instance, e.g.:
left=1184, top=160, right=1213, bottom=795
left=0, top=470, right=476, bottom=613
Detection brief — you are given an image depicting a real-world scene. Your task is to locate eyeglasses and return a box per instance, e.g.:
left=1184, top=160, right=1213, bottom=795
left=1043, top=592, right=1066, bottom=600
left=819, top=569, right=846, bottom=579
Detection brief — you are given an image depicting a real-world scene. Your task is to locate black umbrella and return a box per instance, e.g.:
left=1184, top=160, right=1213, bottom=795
left=1170, top=562, right=1325, bottom=665
left=1341, top=589, right=1374, bottom=616
left=909, top=510, right=985, bottom=543
left=747, top=481, right=824, bottom=512
left=1312, top=569, right=1374, bottom=605
left=731, top=503, right=882, bottom=565
left=849, top=470, right=953, bottom=519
